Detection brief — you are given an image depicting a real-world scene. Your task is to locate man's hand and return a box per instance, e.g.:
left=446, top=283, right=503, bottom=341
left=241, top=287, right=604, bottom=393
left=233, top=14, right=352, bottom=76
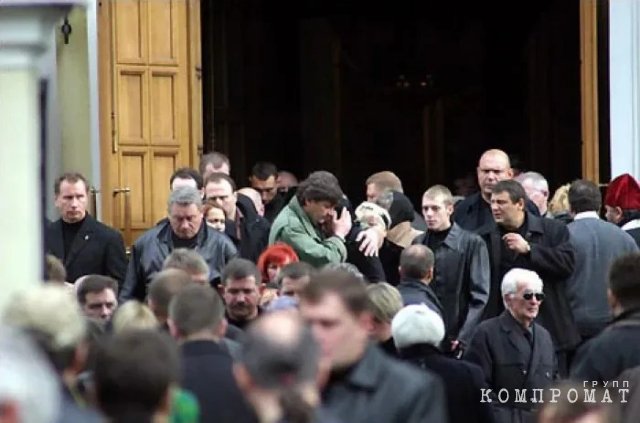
left=356, top=227, right=383, bottom=256
left=332, top=209, right=352, bottom=239
left=502, top=233, right=530, bottom=254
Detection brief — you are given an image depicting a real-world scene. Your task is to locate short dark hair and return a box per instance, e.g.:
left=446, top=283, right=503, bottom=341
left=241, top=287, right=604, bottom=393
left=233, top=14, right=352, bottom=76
left=77, top=275, right=118, bottom=305
left=222, top=258, right=262, bottom=285
left=568, top=179, right=602, bottom=213
left=45, top=254, right=66, bottom=282
left=169, top=167, right=203, bottom=190
left=275, top=262, right=316, bottom=288
left=251, top=162, right=278, bottom=180
left=295, top=171, right=343, bottom=205
left=400, top=245, right=435, bottom=279
left=205, top=172, right=237, bottom=191
left=93, top=330, right=179, bottom=421
left=492, top=180, right=526, bottom=203
left=147, top=269, right=193, bottom=319
left=54, top=172, right=89, bottom=195
left=169, top=285, right=225, bottom=336
left=299, top=270, right=369, bottom=317
left=609, top=253, right=640, bottom=309
left=199, top=152, right=230, bottom=175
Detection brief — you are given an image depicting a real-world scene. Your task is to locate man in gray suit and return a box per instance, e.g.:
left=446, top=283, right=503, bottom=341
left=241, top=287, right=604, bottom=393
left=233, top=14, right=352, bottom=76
left=565, top=180, right=638, bottom=341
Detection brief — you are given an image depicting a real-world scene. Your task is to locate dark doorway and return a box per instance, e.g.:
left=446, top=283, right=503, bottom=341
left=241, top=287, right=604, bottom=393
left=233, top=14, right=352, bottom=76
left=201, top=0, right=581, bottom=206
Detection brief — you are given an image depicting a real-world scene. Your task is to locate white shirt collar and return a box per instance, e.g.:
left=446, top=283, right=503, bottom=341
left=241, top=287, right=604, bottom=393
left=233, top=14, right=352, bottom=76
left=622, top=219, right=640, bottom=231
left=573, top=211, right=600, bottom=221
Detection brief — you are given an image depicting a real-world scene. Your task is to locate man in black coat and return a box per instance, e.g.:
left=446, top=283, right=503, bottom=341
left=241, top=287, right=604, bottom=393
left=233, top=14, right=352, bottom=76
left=414, top=185, right=490, bottom=354
left=465, top=268, right=558, bottom=423
left=168, top=284, right=255, bottom=423
left=46, top=172, right=127, bottom=284
left=392, top=303, right=494, bottom=423
left=454, top=149, right=539, bottom=233
left=479, top=180, right=579, bottom=375
left=205, top=173, right=270, bottom=263
left=299, top=269, right=448, bottom=423
left=397, top=245, right=444, bottom=318
left=120, top=187, right=237, bottom=301
left=571, top=253, right=640, bottom=382
left=249, top=161, right=287, bottom=223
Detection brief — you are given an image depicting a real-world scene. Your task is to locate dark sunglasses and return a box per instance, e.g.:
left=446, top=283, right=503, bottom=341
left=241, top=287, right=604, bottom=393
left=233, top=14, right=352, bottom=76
left=522, top=292, right=545, bottom=301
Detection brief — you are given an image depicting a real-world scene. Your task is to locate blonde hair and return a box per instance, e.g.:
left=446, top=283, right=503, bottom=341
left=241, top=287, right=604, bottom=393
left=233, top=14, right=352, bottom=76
left=366, top=171, right=403, bottom=193
left=366, top=283, right=403, bottom=323
left=112, top=301, right=158, bottom=334
left=548, top=183, right=571, bottom=216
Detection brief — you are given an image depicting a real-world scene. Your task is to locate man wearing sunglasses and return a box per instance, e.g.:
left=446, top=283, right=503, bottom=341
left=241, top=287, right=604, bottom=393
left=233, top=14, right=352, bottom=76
left=481, top=179, right=578, bottom=377
left=249, top=161, right=287, bottom=223
left=465, top=268, right=557, bottom=423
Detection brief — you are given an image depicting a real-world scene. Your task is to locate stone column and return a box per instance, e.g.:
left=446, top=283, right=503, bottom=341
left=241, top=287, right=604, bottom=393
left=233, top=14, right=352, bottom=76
left=610, top=0, right=640, bottom=179
left=0, top=1, right=79, bottom=315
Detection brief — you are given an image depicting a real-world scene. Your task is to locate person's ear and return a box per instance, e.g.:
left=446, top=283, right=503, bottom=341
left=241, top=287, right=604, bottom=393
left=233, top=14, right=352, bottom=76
left=425, top=267, right=434, bottom=281
left=506, top=168, right=514, bottom=179
left=215, top=319, right=228, bottom=338
left=517, top=198, right=525, bottom=210
left=607, top=289, right=620, bottom=310
left=615, top=206, right=624, bottom=219
left=233, top=363, right=253, bottom=394
left=167, top=318, right=180, bottom=340
left=217, top=284, right=225, bottom=297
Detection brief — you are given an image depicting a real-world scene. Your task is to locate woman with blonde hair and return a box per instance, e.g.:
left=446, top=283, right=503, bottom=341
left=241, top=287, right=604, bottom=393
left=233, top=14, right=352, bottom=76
left=111, top=300, right=158, bottom=334
left=548, top=183, right=573, bottom=224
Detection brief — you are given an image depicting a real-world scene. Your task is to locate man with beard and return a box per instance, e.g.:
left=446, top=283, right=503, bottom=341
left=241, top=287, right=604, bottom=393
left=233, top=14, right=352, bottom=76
left=221, top=258, right=264, bottom=334
left=604, top=173, right=640, bottom=247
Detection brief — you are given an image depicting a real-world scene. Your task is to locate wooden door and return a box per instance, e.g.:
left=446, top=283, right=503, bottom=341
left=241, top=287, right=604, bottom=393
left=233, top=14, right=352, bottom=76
left=98, top=0, right=202, bottom=246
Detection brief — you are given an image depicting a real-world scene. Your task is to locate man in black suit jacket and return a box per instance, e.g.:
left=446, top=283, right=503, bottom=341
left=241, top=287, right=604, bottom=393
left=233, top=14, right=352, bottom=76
left=479, top=180, right=579, bottom=376
left=46, top=173, right=127, bottom=284
left=454, top=149, right=539, bottom=232
left=168, top=284, right=255, bottom=423
left=465, top=268, right=558, bottom=423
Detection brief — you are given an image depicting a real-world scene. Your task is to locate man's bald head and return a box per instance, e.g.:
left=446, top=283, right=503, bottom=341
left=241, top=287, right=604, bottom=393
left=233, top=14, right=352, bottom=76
left=477, top=149, right=514, bottom=202
left=399, top=245, right=435, bottom=280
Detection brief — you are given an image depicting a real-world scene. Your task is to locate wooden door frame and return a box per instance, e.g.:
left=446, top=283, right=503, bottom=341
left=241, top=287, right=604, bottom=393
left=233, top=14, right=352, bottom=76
left=580, top=0, right=600, bottom=184
left=97, top=0, right=201, bottom=229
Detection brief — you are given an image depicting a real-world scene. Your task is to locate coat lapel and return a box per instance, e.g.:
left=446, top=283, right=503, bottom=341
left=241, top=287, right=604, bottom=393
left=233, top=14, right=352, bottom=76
left=499, top=312, right=522, bottom=354
left=528, top=324, right=543, bottom=377
left=64, top=216, right=95, bottom=267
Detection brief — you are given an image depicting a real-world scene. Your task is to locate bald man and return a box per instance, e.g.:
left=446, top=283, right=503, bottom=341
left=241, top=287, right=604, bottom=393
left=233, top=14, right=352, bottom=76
left=454, top=149, right=539, bottom=232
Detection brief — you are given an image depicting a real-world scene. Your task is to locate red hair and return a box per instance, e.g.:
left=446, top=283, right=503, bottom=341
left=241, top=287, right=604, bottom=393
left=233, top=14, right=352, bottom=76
left=257, top=243, right=299, bottom=282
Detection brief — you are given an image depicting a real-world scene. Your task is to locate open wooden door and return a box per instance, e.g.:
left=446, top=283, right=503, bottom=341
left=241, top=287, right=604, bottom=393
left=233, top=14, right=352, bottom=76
left=98, top=0, right=202, bottom=246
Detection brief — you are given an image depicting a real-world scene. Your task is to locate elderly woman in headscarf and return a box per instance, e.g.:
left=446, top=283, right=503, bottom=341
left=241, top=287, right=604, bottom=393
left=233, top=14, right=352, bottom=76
left=379, top=191, right=424, bottom=285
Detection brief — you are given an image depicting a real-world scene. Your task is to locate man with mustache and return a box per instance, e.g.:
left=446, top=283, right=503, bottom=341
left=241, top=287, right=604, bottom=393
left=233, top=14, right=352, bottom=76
left=222, top=258, right=264, bottom=332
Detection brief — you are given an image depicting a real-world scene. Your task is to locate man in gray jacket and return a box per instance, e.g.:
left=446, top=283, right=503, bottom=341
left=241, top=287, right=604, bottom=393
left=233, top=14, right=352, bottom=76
left=565, top=180, right=638, bottom=340
left=120, top=187, right=237, bottom=301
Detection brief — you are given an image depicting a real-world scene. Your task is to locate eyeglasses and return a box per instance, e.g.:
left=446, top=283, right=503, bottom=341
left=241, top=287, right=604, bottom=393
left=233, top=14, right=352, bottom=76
left=522, top=292, right=545, bottom=301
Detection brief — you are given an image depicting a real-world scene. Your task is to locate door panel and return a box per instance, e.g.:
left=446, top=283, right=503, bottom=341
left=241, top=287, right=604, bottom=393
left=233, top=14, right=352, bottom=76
left=99, top=0, right=201, bottom=247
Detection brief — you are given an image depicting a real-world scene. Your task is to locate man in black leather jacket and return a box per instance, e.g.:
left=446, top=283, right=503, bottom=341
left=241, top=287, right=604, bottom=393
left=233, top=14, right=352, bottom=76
left=120, top=187, right=237, bottom=301
left=414, top=185, right=490, bottom=355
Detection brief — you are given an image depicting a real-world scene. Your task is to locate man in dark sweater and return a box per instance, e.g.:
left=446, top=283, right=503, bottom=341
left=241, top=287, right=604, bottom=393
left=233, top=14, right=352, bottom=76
left=46, top=172, right=127, bottom=284
left=222, top=258, right=264, bottom=334
left=168, top=284, right=254, bottom=423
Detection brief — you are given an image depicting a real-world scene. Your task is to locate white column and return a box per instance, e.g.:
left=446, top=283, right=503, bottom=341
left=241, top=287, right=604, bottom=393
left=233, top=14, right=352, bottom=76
left=0, top=1, right=79, bottom=315
left=610, top=0, right=640, bottom=179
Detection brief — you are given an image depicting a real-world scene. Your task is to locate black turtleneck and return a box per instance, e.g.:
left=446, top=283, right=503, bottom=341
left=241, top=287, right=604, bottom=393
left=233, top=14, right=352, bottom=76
left=171, top=232, right=198, bottom=249
left=62, top=216, right=86, bottom=258
left=427, top=226, right=451, bottom=251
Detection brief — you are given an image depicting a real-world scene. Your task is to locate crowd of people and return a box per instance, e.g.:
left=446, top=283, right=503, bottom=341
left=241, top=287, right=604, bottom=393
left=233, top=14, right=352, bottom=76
left=2, top=148, right=640, bottom=422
